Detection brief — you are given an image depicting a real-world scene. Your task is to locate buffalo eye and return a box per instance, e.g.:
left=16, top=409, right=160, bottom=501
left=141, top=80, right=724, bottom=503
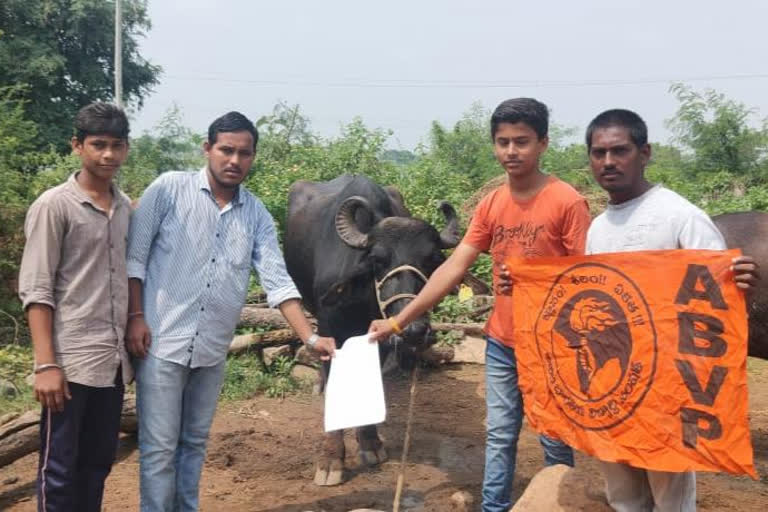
left=369, top=245, right=390, bottom=267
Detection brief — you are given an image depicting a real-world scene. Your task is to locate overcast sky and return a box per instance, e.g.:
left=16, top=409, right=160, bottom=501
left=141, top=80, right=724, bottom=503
left=131, top=0, right=768, bottom=150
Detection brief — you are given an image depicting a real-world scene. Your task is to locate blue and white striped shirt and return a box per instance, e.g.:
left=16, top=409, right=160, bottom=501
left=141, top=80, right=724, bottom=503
left=127, top=168, right=301, bottom=367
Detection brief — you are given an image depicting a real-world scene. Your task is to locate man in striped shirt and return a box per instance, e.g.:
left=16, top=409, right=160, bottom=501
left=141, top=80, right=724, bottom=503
left=126, top=111, right=335, bottom=512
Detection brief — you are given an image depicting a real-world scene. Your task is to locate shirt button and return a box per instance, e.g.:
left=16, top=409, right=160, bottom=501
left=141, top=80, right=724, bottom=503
left=211, top=258, right=216, bottom=262
left=216, top=233, right=220, bottom=238
left=206, top=283, right=210, bottom=288
left=195, top=331, right=199, bottom=335
left=200, top=307, right=205, bottom=311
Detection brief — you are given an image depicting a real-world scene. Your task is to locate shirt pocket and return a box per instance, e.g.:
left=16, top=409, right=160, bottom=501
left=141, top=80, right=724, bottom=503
left=223, top=225, right=254, bottom=270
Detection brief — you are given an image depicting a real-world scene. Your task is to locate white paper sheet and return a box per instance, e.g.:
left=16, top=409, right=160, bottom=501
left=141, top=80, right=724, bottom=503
left=324, top=334, right=386, bottom=432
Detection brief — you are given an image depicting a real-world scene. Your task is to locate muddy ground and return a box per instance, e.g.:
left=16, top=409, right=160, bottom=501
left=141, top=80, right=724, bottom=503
left=2, top=360, right=767, bottom=511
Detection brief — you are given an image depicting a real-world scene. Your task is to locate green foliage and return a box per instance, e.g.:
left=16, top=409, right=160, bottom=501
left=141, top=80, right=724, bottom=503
left=0, top=344, right=35, bottom=413
left=221, top=352, right=305, bottom=400
left=435, top=329, right=463, bottom=347
left=469, top=253, right=493, bottom=284
left=667, top=83, right=768, bottom=180
left=426, top=102, right=498, bottom=186
left=431, top=295, right=476, bottom=323
left=120, top=105, right=204, bottom=198
left=0, top=0, right=161, bottom=152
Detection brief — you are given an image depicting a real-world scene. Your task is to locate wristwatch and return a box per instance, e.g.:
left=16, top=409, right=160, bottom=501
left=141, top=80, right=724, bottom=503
left=306, top=333, right=319, bottom=348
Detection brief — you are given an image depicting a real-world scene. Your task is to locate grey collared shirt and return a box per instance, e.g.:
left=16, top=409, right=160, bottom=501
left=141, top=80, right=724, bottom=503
left=18, top=173, right=133, bottom=387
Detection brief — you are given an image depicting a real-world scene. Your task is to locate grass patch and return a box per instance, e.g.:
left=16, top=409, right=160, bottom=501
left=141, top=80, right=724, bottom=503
left=0, top=344, right=36, bottom=414
left=432, top=295, right=477, bottom=323
left=435, top=330, right=464, bottom=347
left=221, top=352, right=309, bottom=400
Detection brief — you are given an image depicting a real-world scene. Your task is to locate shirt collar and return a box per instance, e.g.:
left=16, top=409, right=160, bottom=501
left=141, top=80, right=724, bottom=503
left=67, top=172, right=129, bottom=210
left=198, top=166, right=243, bottom=206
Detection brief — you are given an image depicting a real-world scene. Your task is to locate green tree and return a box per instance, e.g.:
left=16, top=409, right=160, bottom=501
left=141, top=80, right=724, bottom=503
left=667, top=83, right=768, bottom=179
left=0, top=0, right=161, bottom=151
left=426, top=102, right=498, bottom=186
left=120, top=105, right=204, bottom=198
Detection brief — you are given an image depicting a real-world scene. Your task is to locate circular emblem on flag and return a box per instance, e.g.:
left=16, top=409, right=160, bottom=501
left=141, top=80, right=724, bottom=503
left=535, top=262, right=658, bottom=430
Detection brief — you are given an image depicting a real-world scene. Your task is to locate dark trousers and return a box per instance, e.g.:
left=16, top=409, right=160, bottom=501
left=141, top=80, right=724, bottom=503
left=36, top=372, right=124, bottom=512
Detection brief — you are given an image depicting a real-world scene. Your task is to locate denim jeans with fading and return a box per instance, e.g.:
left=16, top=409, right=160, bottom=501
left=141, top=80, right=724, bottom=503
left=482, top=337, right=574, bottom=512
left=135, top=353, right=226, bottom=512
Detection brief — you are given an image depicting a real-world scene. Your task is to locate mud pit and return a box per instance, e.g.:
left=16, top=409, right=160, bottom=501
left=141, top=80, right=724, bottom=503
left=2, top=361, right=767, bottom=511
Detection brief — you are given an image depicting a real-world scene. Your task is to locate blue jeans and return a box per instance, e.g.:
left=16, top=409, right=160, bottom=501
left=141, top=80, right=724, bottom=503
left=135, top=353, right=226, bottom=512
left=482, top=337, right=574, bottom=512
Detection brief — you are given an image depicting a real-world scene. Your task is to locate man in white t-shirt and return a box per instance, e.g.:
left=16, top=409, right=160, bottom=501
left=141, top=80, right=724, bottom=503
left=584, top=109, right=759, bottom=511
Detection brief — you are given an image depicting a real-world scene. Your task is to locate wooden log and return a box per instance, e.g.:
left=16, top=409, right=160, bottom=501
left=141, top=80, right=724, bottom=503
left=120, top=394, right=137, bottom=434
left=238, top=306, right=290, bottom=328
left=238, top=306, right=314, bottom=329
left=431, top=322, right=485, bottom=337
left=0, top=396, right=139, bottom=468
left=228, top=329, right=299, bottom=354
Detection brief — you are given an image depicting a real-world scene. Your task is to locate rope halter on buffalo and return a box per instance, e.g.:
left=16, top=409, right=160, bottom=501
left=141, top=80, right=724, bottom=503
left=374, top=264, right=428, bottom=320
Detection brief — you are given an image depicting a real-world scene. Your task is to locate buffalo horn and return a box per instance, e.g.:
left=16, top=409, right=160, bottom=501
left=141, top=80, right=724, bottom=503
left=335, top=196, right=372, bottom=248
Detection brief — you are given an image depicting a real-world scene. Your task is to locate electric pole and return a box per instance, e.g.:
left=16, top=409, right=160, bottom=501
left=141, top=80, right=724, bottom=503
left=114, top=0, right=123, bottom=108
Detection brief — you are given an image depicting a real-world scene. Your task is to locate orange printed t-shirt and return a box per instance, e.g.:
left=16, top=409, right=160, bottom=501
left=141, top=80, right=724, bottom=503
left=462, top=176, right=590, bottom=346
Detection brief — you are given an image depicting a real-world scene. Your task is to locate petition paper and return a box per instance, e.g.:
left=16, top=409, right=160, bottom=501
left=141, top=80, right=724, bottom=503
left=324, top=334, right=386, bottom=432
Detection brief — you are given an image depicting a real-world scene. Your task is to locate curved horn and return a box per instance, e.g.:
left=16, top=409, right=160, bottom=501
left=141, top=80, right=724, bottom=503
left=335, top=196, right=372, bottom=248
left=438, top=201, right=460, bottom=249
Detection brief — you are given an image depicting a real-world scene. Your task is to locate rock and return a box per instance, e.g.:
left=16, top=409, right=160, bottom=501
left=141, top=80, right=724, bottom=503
left=295, top=345, right=320, bottom=367
left=451, top=490, right=475, bottom=510
left=3, top=476, right=19, bottom=485
left=510, top=464, right=573, bottom=511
left=452, top=336, right=486, bottom=364
left=291, top=364, right=318, bottom=382
left=0, top=379, right=18, bottom=398
left=263, top=344, right=293, bottom=366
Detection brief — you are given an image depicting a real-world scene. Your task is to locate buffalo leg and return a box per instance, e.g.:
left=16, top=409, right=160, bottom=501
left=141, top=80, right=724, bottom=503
left=314, top=429, right=345, bottom=486
left=356, top=424, right=388, bottom=466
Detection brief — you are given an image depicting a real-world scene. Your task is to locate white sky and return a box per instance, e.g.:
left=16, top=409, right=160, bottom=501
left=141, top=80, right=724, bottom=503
left=131, top=0, right=768, bottom=150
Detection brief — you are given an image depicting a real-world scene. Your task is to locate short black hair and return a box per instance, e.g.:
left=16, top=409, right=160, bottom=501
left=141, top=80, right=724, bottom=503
left=74, top=102, right=130, bottom=143
left=490, top=98, right=549, bottom=140
left=208, top=111, right=258, bottom=150
left=585, top=109, right=648, bottom=150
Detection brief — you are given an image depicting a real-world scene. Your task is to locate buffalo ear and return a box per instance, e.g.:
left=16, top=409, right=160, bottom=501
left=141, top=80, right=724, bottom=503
left=438, top=201, right=460, bottom=249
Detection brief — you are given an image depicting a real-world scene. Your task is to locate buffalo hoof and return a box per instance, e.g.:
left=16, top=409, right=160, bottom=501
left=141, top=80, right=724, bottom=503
left=357, top=446, right=388, bottom=467
left=314, top=459, right=344, bottom=486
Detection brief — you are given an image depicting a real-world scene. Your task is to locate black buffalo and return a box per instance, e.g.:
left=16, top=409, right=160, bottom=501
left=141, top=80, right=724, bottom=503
left=284, top=174, right=460, bottom=485
left=713, top=211, right=768, bottom=360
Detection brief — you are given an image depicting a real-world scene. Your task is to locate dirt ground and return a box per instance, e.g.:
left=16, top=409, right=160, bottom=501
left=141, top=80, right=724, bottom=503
left=2, top=360, right=767, bottom=511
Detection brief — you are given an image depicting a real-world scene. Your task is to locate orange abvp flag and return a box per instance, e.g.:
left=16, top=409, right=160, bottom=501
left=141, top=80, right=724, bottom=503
left=508, top=249, right=755, bottom=477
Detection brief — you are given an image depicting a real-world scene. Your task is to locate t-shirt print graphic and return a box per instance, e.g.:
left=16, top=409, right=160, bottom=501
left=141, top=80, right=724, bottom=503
left=493, top=222, right=547, bottom=258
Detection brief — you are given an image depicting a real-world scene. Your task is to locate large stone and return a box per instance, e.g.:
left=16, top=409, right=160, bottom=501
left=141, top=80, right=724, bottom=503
left=510, top=464, right=574, bottom=511
left=295, top=345, right=321, bottom=367
left=450, top=490, right=475, bottom=510
left=0, top=379, right=18, bottom=398
left=263, top=344, right=293, bottom=366
left=452, top=336, right=486, bottom=364
left=291, top=364, right=318, bottom=382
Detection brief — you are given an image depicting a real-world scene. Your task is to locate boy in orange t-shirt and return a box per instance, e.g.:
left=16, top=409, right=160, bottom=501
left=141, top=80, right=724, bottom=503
left=370, top=98, right=591, bottom=512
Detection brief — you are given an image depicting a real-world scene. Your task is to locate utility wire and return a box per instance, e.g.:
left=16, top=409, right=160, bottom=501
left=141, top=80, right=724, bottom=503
left=162, top=73, right=768, bottom=89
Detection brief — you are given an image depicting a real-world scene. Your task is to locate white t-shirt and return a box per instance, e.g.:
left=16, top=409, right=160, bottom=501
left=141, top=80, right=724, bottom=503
left=586, top=185, right=726, bottom=254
